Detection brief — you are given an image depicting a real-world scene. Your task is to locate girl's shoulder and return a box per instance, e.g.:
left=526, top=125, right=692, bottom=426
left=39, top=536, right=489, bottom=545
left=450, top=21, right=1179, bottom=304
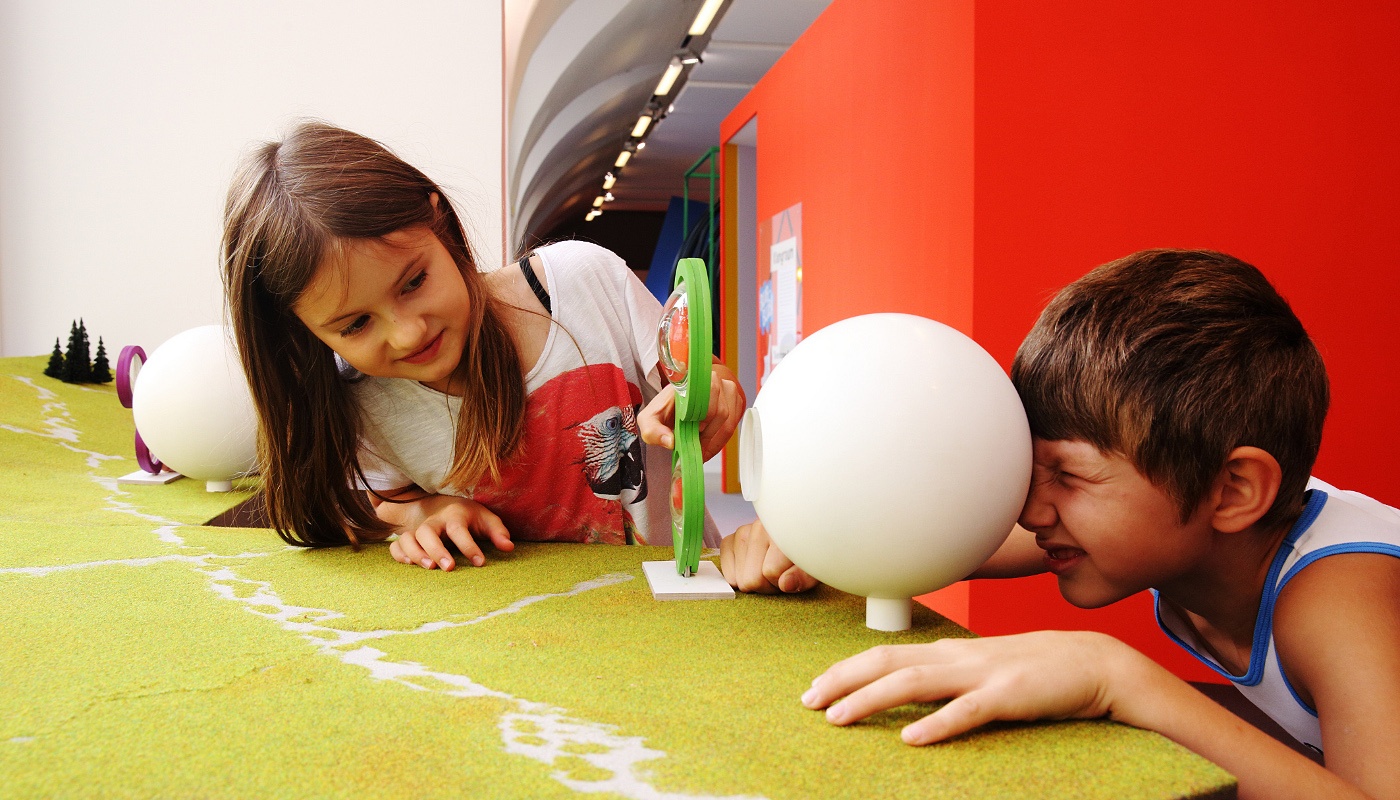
left=534, top=240, right=632, bottom=285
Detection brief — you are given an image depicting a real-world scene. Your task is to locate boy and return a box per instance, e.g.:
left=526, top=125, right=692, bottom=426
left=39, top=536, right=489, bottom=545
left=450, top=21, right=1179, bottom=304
left=720, top=250, right=1400, bottom=799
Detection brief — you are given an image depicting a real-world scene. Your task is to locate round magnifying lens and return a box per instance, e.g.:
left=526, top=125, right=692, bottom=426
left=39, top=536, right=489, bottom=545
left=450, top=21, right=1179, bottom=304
left=669, top=470, right=686, bottom=530
left=658, top=284, right=690, bottom=386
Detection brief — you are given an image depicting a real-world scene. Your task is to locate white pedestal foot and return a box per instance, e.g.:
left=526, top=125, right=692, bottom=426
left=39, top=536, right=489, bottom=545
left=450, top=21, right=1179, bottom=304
left=866, top=597, right=912, bottom=631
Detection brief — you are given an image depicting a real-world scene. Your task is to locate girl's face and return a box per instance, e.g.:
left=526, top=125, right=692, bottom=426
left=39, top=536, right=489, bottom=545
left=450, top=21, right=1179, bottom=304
left=293, top=226, right=473, bottom=394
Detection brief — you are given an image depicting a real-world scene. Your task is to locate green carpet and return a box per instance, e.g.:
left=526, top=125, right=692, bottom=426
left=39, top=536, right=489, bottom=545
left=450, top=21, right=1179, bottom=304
left=0, top=356, right=1235, bottom=799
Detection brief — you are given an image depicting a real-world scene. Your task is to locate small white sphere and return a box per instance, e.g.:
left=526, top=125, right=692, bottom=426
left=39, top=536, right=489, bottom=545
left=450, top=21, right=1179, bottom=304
left=131, top=325, right=258, bottom=491
left=739, top=314, right=1032, bottom=629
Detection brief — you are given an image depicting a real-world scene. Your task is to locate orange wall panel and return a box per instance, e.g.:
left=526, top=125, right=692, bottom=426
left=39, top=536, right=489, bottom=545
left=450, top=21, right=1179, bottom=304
left=722, top=0, right=1400, bottom=684
left=721, top=0, right=975, bottom=337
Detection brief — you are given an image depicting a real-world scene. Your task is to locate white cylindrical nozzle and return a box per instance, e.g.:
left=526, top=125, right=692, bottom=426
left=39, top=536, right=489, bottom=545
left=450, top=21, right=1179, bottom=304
left=866, top=597, right=912, bottom=631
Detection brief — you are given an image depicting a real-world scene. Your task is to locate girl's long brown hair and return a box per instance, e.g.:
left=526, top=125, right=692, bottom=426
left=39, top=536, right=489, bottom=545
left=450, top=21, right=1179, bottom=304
left=222, top=121, right=526, bottom=547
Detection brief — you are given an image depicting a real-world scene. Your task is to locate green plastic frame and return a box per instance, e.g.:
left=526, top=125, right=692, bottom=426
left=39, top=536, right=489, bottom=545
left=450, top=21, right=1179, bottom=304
left=662, top=257, right=712, bottom=576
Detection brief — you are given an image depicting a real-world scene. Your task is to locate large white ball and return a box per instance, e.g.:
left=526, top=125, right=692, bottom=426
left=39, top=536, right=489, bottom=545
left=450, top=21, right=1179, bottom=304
left=131, top=325, right=258, bottom=490
left=739, top=314, right=1032, bottom=629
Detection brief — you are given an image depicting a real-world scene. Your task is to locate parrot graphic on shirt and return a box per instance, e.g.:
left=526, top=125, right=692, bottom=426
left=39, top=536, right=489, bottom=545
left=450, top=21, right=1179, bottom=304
left=576, top=403, right=647, bottom=502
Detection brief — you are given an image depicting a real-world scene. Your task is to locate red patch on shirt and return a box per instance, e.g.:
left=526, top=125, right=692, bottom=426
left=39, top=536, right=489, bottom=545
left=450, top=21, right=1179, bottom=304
left=465, top=364, right=648, bottom=544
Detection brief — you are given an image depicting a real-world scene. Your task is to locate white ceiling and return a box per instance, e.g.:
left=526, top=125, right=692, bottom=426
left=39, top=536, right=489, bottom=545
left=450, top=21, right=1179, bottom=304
left=507, top=0, right=832, bottom=247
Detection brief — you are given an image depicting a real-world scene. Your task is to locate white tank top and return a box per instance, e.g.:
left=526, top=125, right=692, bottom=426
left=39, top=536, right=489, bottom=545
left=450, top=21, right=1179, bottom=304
left=1154, top=478, right=1400, bottom=753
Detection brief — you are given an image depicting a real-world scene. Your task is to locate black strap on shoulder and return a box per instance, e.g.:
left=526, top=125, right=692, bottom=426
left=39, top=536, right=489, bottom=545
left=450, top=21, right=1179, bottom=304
left=519, top=254, right=551, bottom=316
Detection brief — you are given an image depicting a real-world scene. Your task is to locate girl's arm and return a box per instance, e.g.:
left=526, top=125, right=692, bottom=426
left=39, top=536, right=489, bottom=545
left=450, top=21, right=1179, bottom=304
left=372, top=487, right=515, bottom=570
left=802, top=631, right=1372, bottom=799
left=1273, top=552, right=1400, bottom=799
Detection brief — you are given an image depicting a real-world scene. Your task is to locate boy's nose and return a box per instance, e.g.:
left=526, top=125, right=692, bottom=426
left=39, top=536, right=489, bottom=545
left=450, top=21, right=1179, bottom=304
left=1018, top=484, right=1057, bottom=532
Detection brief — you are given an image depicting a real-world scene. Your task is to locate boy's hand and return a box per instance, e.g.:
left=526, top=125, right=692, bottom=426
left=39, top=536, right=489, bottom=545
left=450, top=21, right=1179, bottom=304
left=639, top=360, right=746, bottom=462
left=720, top=519, right=819, bottom=594
left=801, top=631, right=1126, bottom=745
left=383, top=494, right=515, bottom=570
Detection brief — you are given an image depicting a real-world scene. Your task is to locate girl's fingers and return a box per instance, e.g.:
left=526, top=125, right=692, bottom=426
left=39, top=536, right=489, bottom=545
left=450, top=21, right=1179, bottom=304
left=638, top=385, right=677, bottom=449
left=474, top=509, right=514, bottom=553
left=413, top=524, right=454, bottom=569
left=441, top=519, right=486, bottom=568
left=394, top=530, right=428, bottom=567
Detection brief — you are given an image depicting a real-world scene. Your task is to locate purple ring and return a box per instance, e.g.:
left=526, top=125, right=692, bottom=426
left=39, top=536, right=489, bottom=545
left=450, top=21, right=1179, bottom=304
left=134, top=429, right=163, bottom=475
left=116, top=345, right=146, bottom=409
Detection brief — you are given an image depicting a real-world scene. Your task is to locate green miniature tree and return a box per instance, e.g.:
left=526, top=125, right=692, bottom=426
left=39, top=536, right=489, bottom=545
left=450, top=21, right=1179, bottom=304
left=61, top=320, right=91, bottom=384
left=44, top=338, right=65, bottom=379
left=90, top=337, right=112, bottom=384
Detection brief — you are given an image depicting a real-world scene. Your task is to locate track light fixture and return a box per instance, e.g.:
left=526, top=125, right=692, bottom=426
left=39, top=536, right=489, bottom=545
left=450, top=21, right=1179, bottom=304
left=688, top=0, right=724, bottom=36
left=654, top=60, right=683, bottom=97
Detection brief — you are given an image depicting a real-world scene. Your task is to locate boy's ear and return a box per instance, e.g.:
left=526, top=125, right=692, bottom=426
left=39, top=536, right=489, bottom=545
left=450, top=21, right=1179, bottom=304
left=429, top=192, right=440, bottom=210
left=1210, top=446, right=1282, bottom=533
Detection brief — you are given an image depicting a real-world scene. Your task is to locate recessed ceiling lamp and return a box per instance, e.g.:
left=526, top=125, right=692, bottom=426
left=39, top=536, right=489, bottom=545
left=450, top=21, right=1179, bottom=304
left=593, top=196, right=605, bottom=207
left=614, top=151, right=631, bottom=168
left=602, top=172, right=616, bottom=190
left=688, top=0, right=724, bottom=36
left=631, top=115, right=653, bottom=137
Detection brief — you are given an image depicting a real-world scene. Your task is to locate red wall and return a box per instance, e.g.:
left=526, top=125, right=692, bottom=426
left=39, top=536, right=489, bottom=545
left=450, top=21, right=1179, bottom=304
left=721, top=0, right=975, bottom=336
left=722, top=0, right=1400, bottom=683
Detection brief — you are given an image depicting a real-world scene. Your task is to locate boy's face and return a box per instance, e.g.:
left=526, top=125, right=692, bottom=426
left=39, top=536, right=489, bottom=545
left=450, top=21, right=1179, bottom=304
left=1018, top=439, right=1216, bottom=608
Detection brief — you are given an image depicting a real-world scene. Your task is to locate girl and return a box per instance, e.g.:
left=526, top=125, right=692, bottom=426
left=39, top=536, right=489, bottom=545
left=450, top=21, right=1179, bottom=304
left=222, top=121, right=743, bottom=569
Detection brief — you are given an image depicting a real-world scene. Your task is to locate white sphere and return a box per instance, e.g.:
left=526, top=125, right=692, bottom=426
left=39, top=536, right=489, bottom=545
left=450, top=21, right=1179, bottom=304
left=739, top=314, right=1031, bottom=629
left=131, top=325, right=258, bottom=490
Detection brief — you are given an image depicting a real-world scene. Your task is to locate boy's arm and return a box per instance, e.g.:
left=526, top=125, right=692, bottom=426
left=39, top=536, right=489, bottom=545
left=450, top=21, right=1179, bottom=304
left=719, top=519, right=818, bottom=593
left=802, top=631, right=1371, bottom=799
left=1273, top=552, right=1400, bottom=799
left=966, top=523, right=1046, bottom=578
left=720, top=521, right=1045, bottom=593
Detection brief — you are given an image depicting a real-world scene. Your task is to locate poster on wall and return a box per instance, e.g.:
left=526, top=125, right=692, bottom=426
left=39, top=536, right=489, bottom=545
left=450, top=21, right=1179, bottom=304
left=756, top=203, right=802, bottom=389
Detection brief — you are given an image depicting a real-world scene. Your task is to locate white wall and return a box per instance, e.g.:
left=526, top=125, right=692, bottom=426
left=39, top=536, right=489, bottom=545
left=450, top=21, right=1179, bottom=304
left=0, top=0, right=503, bottom=358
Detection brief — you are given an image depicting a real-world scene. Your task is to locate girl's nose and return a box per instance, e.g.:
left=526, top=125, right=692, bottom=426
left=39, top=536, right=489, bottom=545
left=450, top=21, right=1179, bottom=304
left=388, top=313, right=427, bottom=351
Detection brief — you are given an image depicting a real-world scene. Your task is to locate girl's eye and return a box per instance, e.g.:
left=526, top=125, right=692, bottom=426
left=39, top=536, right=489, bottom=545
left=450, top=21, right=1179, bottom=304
left=339, top=315, right=369, bottom=337
left=404, top=270, right=428, bottom=293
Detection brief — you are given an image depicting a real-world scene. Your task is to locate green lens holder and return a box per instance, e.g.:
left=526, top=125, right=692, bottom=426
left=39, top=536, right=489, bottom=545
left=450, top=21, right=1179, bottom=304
left=657, top=257, right=712, bottom=576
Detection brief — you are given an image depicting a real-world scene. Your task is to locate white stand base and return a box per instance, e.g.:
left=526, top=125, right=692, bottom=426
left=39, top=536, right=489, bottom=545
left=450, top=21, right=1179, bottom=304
left=205, top=479, right=234, bottom=492
left=866, top=597, right=912, bottom=631
left=642, top=560, right=736, bottom=601
left=116, top=469, right=183, bottom=485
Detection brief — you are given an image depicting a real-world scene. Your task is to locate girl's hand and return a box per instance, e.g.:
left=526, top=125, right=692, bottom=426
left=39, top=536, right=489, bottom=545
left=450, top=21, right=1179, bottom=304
left=801, top=631, right=1127, bottom=745
left=639, top=360, right=746, bottom=462
left=385, top=495, right=514, bottom=570
left=720, top=519, right=819, bottom=593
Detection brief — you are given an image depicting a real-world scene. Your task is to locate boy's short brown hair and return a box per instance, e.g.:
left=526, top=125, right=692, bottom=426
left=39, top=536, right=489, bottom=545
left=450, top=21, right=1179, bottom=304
left=1011, top=249, right=1329, bottom=532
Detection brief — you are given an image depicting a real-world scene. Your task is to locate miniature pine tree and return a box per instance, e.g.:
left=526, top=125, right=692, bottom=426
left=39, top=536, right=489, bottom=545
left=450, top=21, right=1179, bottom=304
left=90, top=337, right=112, bottom=383
left=44, top=338, right=65, bottom=379
left=61, top=320, right=92, bottom=384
